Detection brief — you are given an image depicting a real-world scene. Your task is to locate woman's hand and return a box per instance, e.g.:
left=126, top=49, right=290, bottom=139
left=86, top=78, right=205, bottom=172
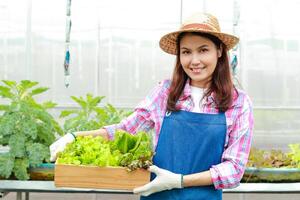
left=49, top=133, right=75, bottom=162
left=133, top=165, right=182, bottom=196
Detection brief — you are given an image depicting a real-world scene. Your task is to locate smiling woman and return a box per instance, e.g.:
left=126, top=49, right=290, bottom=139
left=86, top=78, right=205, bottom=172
left=167, top=31, right=235, bottom=113
left=50, top=12, right=254, bottom=200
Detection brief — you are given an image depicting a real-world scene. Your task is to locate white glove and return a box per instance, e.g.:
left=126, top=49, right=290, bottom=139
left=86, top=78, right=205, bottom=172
left=133, top=165, right=183, bottom=196
left=49, top=133, right=75, bottom=162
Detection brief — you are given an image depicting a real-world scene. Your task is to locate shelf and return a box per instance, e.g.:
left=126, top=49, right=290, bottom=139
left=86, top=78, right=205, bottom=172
left=1, top=181, right=300, bottom=194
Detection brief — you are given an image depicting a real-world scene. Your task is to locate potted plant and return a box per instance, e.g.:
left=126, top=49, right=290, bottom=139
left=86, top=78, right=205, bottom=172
left=0, top=80, right=63, bottom=180
left=55, top=130, right=153, bottom=190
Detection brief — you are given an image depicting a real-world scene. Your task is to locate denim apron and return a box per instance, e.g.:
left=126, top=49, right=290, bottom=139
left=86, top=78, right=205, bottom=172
left=141, top=110, right=226, bottom=200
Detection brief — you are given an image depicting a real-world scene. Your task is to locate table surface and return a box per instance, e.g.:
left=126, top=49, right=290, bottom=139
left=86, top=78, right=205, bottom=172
left=1, top=181, right=300, bottom=194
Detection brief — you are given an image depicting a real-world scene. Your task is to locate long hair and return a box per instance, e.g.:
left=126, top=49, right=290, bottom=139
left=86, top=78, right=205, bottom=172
left=166, top=32, right=234, bottom=112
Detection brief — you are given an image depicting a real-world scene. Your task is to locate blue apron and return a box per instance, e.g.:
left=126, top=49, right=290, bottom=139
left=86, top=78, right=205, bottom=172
left=141, top=110, right=226, bottom=200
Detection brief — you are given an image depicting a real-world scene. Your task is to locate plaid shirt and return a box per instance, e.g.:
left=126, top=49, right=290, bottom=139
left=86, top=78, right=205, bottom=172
left=105, top=79, right=254, bottom=190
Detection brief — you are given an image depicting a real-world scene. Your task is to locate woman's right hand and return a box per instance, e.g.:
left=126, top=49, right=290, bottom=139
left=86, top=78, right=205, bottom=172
left=49, top=133, right=76, bottom=162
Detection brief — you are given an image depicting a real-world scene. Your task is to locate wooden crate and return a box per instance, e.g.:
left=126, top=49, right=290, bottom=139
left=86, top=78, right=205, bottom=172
left=55, top=163, right=150, bottom=190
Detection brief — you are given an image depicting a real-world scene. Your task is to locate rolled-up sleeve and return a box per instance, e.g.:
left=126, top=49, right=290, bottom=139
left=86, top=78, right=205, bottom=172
left=210, top=94, right=254, bottom=189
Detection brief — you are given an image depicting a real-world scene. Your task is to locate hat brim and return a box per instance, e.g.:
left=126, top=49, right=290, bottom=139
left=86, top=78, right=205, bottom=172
left=159, top=29, right=239, bottom=55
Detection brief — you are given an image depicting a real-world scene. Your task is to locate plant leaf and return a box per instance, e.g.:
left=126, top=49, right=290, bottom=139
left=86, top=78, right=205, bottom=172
left=0, top=85, right=14, bottom=99
left=26, top=143, right=50, bottom=167
left=0, top=153, right=14, bottom=178
left=60, top=110, right=78, bottom=118
left=42, top=101, right=57, bottom=109
left=30, top=87, right=49, bottom=96
left=71, top=96, right=87, bottom=109
left=2, top=80, right=16, bottom=88
left=9, top=134, right=26, bottom=158
left=0, top=113, right=17, bottom=136
left=51, top=119, right=64, bottom=136
left=0, top=135, right=10, bottom=145
left=13, top=158, right=30, bottom=180
left=20, top=80, right=38, bottom=90
left=19, top=117, right=38, bottom=140
left=0, top=105, right=9, bottom=111
left=87, top=94, right=104, bottom=108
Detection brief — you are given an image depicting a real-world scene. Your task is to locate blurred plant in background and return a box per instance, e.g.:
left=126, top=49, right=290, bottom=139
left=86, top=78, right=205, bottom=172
left=0, top=80, right=63, bottom=180
left=247, top=143, right=300, bottom=168
left=60, top=93, right=132, bottom=132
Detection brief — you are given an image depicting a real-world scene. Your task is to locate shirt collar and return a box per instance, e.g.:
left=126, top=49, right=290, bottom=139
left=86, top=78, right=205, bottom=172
left=179, top=79, right=242, bottom=107
left=179, top=79, right=215, bottom=104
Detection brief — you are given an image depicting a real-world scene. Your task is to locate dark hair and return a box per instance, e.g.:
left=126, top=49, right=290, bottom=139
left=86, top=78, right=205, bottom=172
left=166, top=32, right=234, bottom=112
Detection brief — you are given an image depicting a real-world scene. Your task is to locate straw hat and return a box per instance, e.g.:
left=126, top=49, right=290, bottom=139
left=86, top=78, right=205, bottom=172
left=159, top=12, right=239, bottom=55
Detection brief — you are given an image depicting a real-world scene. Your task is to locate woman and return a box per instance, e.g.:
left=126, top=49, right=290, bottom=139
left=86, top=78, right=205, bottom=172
left=50, top=12, right=254, bottom=200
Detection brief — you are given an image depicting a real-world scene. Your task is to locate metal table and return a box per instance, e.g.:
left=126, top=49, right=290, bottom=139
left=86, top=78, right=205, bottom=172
left=0, top=180, right=131, bottom=200
left=1, top=181, right=300, bottom=200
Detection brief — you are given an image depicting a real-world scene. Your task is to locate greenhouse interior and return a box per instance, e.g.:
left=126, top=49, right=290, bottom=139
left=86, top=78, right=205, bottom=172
left=1, top=0, right=300, bottom=200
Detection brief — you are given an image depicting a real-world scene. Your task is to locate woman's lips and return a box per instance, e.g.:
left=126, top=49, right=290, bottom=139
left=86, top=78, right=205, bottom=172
left=189, top=66, right=206, bottom=73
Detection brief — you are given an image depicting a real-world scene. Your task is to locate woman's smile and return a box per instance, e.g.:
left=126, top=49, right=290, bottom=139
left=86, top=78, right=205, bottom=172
left=189, top=66, right=207, bottom=74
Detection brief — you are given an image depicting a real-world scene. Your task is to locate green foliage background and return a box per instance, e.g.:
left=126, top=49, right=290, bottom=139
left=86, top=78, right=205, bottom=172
left=0, top=81, right=133, bottom=180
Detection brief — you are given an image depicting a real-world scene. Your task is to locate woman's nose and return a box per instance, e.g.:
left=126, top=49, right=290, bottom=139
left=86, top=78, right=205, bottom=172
left=191, top=53, right=201, bottom=66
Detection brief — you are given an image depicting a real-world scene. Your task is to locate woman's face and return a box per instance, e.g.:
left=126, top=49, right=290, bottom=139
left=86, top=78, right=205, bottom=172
left=179, top=34, right=222, bottom=88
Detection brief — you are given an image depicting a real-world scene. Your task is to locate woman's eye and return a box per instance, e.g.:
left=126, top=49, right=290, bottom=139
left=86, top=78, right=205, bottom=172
left=181, top=51, right=190, bottom=54
left=200, top=49, right=208, bottom=53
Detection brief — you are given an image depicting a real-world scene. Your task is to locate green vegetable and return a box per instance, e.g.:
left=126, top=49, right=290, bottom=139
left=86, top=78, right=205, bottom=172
left=247, top=144, right=300, bottom=168
left=57, top=130, right=153, bottom=171
left=0, top=80, right=63, bottom=180
left=112, top=130, right=137, bottom=154
left=60, top=94, right=132, bottom=132
left=287, top=144, right=300, bottom=168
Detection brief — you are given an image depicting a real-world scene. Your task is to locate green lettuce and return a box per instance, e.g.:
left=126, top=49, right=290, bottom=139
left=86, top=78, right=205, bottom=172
left=57, top=130, right=153, bottom=171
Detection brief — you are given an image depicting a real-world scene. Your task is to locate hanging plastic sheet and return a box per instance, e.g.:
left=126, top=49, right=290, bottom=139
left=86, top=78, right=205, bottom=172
left=231, top=0, right=242, bottom=89
left=231, top=52, right=238, bottom=76
left=64, top=45, right=70, bottom=88
left=64, top=0, right=72, bottom=87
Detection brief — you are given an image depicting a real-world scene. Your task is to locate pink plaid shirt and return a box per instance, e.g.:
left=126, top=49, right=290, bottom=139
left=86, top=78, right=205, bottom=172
left=105, top=79, right=254, bottom=190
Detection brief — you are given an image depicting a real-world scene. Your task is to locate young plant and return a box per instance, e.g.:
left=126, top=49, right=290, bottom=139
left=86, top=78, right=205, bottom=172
left=0, top=80, right=63, bottom=180
left=60, top=93, right=131, bottom=132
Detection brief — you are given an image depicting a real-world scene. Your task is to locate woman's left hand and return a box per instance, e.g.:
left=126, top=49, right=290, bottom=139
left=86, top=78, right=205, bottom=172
left=133, top=165, right=183, bottom=196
